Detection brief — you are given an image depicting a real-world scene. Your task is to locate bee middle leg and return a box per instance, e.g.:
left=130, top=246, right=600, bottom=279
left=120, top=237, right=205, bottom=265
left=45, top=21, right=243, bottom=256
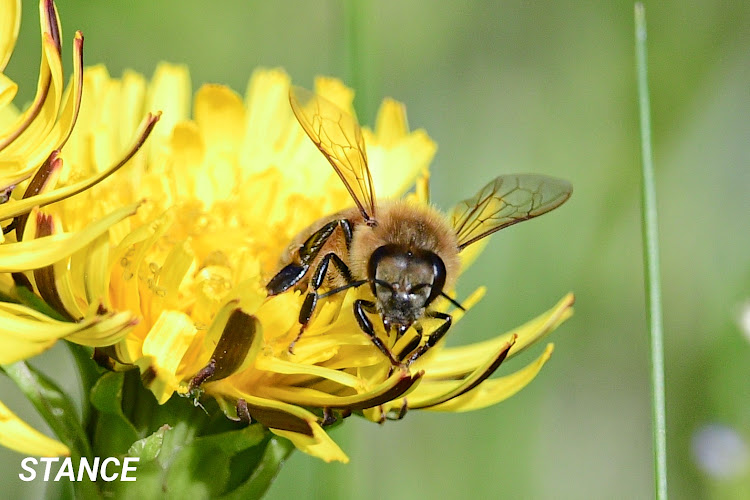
left=403, top=311, right=452, bottom=366
left=353, top=300, right=403, bottom=367
left=288, top=252, right=354, bottom=353
left=267, top=219, right=353, bottom=296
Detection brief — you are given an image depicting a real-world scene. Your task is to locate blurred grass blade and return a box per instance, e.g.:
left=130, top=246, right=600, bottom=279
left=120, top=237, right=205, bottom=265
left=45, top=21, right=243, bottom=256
left=344, top=0, right=377, bottom=123
left=635, top=4, right=668, bottom=499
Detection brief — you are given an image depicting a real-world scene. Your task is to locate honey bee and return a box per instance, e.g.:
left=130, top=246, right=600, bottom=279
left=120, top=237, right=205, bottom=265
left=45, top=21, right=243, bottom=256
left=266, top=87, right=572, bottom=367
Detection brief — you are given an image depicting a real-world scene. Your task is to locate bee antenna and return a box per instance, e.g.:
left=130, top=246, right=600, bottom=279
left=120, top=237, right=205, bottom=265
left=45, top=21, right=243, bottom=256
left=440, top=292, right=465, bottom=311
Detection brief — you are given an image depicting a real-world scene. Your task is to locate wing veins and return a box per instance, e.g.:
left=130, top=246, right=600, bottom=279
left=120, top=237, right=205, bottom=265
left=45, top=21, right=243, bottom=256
left=451, top=174, right=572, bottom=250
left=289, top=87, right=376, bottom=222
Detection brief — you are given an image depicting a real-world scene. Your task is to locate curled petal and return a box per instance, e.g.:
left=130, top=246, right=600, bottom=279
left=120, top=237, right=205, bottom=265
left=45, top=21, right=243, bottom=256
left=426, top=293, right=573, bottom=378
left=185, top=306, right=263, bottom=395
left=425, top=343, right=555, bottom=412
left=0, top=301, right=136, bottom=364
left=0, top=399, right=69, bottom=456
left=220, top=392, right=316, bottom=437
left=258, top=368, right=423, bottom=410
left=0, top=113, right=159, bottom=222
left=0, top=202, right=141, bottom=272
left=271, top=423, right=348, bottom=464
left=408, top=337, right=515, bottom=409
left=0, top=32, right=62, bottom=165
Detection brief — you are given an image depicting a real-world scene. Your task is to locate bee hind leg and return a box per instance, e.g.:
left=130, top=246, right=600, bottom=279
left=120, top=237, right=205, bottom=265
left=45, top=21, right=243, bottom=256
left=289, top=252, right=354, bottom=354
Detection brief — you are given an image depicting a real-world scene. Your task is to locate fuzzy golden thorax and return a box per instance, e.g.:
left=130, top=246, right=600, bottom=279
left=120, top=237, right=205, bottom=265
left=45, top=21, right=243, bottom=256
left=349, top=200, right=461, bottom=292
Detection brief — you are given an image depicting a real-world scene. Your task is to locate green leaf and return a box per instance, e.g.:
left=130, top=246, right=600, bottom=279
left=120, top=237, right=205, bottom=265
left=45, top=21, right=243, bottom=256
left=221, top=436, right=295, bottom=500
left=3, top=361, right=91, bottom=456
left=3, top=360, right=101, bottom=499
left=162, top=424, right=267, bottom=497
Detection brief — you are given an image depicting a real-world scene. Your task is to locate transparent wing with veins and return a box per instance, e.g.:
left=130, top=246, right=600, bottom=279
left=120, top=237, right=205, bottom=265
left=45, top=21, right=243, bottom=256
left=450, top=174, right=572, bottom=250
left=289, top=86, right=376, bottom=223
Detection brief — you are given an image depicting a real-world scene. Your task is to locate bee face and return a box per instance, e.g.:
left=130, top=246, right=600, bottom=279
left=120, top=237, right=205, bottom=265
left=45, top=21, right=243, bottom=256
left=368, top=244, right=447, bottom=334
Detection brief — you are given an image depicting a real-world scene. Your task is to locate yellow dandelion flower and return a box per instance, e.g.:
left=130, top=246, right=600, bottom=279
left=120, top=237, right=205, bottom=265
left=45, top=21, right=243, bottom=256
left=4, top=38, right=574, bottom=467
left=0, top=0, right=158, bottom=458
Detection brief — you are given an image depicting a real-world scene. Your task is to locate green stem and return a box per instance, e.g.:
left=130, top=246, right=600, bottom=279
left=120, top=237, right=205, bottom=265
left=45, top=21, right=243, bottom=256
left=634, top=4, right=668, bottom=499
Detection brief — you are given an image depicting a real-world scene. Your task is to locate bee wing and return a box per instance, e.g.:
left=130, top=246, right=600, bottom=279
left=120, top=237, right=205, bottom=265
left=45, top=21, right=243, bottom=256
left=290, top=86, right=376, bottom=223
left=450, top=174, right=572, bottom=250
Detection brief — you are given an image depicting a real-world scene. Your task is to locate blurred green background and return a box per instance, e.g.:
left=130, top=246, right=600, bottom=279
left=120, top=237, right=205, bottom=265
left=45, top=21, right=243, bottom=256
left=2, top=0, right=750, bottom=498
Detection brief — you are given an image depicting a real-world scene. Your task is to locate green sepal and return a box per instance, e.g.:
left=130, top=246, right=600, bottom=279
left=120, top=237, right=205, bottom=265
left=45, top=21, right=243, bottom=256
left=13, top=284, right=68, bottom=321
left=127, top=424, right=169, bottom=463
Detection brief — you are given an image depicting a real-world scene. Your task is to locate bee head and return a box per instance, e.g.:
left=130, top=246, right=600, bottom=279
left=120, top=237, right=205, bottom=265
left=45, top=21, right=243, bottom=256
left=367, top=244, right=447, bottom=334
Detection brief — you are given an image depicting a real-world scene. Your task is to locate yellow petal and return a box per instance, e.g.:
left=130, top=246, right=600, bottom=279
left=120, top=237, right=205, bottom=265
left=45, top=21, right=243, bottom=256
left=0, top=73, right=18, bottom=109
left=254, top=356, right=365, bottom=390
left=240, top=69, right=294, bottom=175
left=195, top=84, right=245, bottom=156
left=366, top=98, right=436, bottom=199
left=424, top=344, right=554, bottom=412
left=368, top=129, right=436, bottom=199
left=374, top=98, right=408, bottom=146
left=426, top=293, right=573, bottom=378
left=271, top=424, right=349, bottom=463
left=0, top=400, right=69, bottom=456
left=37, top=31, right=83, bottom=153
left=0, top=0, right=21, bottom=72
left=190, top=307, right=263, bottom=385
left=0, top=202, right=140, bottom=272
left=118, top=70, right=148, bottom=145
left=145, top=63, right=190, bottom=165
left=0, top=302, right=136, bottom=364
left=138, top=310, right=198, bottom=403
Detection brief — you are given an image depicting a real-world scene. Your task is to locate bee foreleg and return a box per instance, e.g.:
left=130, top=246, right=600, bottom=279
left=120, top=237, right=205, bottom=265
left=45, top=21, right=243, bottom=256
left=288, top=252, right=355, bottom=354
left=396, top=325, right=423, bottom=362
left=353, top=299, right=403, bottom=367
left=404, top=311, right=452, bottom=366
